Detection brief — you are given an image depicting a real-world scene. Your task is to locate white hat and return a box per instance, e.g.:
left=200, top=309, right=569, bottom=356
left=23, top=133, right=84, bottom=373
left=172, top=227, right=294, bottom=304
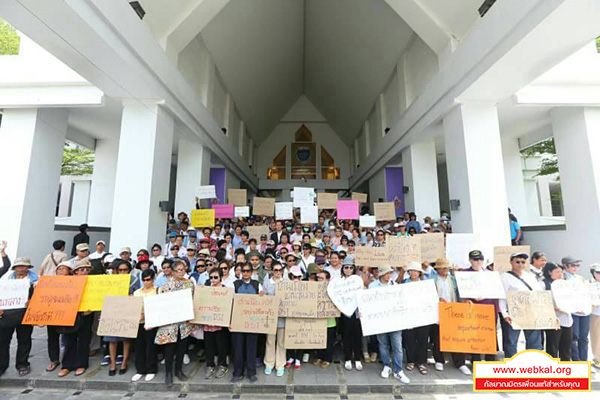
left=96, top=240, right=106, bottom=246
left=405, top=261, right=422, bottom=273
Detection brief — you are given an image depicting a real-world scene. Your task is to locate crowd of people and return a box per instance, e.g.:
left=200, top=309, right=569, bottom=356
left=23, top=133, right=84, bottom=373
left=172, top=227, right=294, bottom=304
left=0, top=208, right=598, bottom=387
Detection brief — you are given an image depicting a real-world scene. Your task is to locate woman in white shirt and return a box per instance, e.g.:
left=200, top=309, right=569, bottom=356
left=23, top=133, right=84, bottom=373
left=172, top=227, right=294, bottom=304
left=540, top=262, right=572, bottom=361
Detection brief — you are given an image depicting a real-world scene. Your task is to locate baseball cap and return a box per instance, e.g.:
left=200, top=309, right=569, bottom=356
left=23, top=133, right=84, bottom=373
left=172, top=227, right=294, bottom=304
left=468, top=250, right=484, bottom=260
left=510, top=252, right=529, bottom=260
left=561, top=256, right=582, bottom=265
left=76, top=243, right=89, bottom=252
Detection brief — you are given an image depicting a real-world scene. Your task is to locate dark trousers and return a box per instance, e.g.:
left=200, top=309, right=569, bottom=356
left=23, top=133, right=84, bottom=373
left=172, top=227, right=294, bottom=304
left=0, top=324, right=33, bottom=371
left=546, top=327, right=572, bottom=361
left=135, top=325, right=158, bottom=374
left=163, top=333, right=187, bottom=375
left=256, top=333, right=266, bottom=360
left=47, top=326, right=60, bottom=363
left=205, top=329, right=228, bottom=368
left=403, top=325, right=429, bottom=365
left=429, top=324, right=445, bottom=364
left=232, top=332, right=257, bottom=378
left=62, top=314, right=93, bottom=370
left=340, top=315, right=362, bottom=362
left=318, top=327, right=336, bottom=363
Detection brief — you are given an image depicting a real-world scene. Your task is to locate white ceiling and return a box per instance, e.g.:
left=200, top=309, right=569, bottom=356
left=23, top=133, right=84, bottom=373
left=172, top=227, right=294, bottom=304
left=416, top=0, right=482, bottom=41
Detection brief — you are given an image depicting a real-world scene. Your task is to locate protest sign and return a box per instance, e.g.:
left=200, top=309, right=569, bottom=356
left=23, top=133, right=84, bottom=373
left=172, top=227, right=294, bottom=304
left=590, top=282, right=600, bottom=306
left=301, top=205, right=318, bottom=224
left=419, top=233, right=445, bottom=262
left=326, top=275, right=363, bottom=317
left=212, top=204, right=234, bottom=219
left=228, top=189, right=247, bottom=206
left=276, top=281, right=319, bottom=318
left=317, top=193, right=337, bottom=209
left=229, top=294, right=279, bottom=335
left=506, top=291, right=559, bottom=330
left=78, top=274, right=129, bottom=311
left=337, top=200, right=359, bottom=220
left=317, top=282, right=340, bottom=318
left=355, top=246, right=389, bottom=267
left=439, top=302, right=497, bottom=354
left=191, top=286, right=234, bottom=327
left=357, top=279, right=439, bottom=336
left=246, top=225, right=270, bottom=240
left=275, top=202, right=293, bottom=220
left=293, top=187, right=316, bottom=208
left=97, top=296, right=143, bottom=338
left=253, top=197, right=275, bottom=216
left=144, top=288, right=194, bottom=329
left=359, top=215, right=376, bottom=228
left=551, top=279, right=592, bottom=315
left=374, top=202, right=396, bottom=221
left=0, top=279, right=29, bottom=310
left=22, top=276, right=86, bottom=326
left=351, top=192, right=368, bottom=203
left=191, top=209, right=215, bottom=228
left=445, top=233, right=480, bottom=267
left=284, top=318, right=327, bottom=349
left=196, top=185, right=216, bottom=199
left=494, top=246, right=531, bottom=273
left=455, top=271, right=506, bottom=299
left=387, top=235, right=421, bottom=267
left=235, top=206, right=250, bottom=218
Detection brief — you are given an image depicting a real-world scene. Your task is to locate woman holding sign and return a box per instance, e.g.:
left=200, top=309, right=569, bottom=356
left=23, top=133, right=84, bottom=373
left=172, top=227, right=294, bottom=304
left=203, top=268, right=230, bottom=380
left=131, top=269, right=158, bottom=382
left=47, top=262, right=73, bottom=374
left=541, top=262, right=572, bottom=361
left=340, top=263, right=364, bottom=371
left=402, top=262, right=430, bottom=374
left=155, top=260, right=195, bottom=387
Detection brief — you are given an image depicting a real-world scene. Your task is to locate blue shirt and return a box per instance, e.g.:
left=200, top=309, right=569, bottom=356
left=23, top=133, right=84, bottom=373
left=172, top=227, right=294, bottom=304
left=237, top=280, right=258, bottom=295
left=510, top=221, right=521, bottom=240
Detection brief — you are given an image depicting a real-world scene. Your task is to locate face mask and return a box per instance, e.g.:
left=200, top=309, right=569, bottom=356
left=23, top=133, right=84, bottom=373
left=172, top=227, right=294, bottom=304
left=303, top=227, right=309, bottom=232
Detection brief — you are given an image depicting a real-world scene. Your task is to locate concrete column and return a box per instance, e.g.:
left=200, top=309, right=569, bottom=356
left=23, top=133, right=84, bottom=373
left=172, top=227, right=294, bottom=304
left=0, top=108, right=68, bottom=264
left=501, top=137, right=530, bottom=225
left=88, top=138, right=119, bottom=227
left=443, top=103, right=511, bottom=256
left=110, top=102, right=174, bottom=253
left=70, top=179, right=91, bottom=224
left=174, top=139, right=211, bottom=215
left=402, top=139, right=440, bottom=219
left=551, top=107, right=600, bottom=265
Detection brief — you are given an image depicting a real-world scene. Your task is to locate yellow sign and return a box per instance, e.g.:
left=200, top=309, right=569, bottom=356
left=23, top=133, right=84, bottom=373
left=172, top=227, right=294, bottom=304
left=78, top=275, right=130, bottom=311
left=191, top=209, right=215, bottom=228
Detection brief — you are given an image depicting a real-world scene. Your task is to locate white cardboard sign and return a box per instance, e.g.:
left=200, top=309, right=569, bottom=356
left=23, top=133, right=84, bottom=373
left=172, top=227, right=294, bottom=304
left=454, top=271, right=506, bottom=299
left=326, top=275, right=363, bottom=317
left=143, top=288, right=195, bottom=329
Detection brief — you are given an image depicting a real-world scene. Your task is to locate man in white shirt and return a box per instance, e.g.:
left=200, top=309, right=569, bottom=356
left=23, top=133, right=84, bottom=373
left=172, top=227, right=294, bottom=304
left=498, top=252, right=543, bottom=358
left=89, top=240, right=107, bottom=260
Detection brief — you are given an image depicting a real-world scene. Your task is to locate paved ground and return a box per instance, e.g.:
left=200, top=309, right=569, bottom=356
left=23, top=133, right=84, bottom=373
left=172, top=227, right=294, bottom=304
left=1, top=327, right=598, bottom=396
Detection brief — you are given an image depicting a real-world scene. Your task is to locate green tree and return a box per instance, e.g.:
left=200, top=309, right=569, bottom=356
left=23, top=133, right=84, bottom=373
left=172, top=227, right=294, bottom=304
left=61, top=145, right=95, bottom=176
left=521, top=137, right=558, bottom=177
left=0, top=19, right=20, bottom=56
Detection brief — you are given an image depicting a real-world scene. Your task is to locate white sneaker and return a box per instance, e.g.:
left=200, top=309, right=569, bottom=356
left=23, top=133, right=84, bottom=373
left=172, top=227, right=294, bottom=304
left=394, top=370, right=410, bottom=384
left=344, top=361, right=353, bottom=371
left=131, top=373, right=143, bottom=382
left=459, top=365, right=472, bottom=375
left=183, top=354, right=190, bottom=365
left=355, top=361, right=363, bottom=371
left=381, top=366, right=391, bottom=379
left=435, top=362, right=444, bottom=371
left=144, top=373, right=155, bottom=382
left=302, top=353, right=309, bottom=363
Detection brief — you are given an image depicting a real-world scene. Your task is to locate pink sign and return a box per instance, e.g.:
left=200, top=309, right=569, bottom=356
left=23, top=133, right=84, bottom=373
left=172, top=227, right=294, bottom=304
left=212, top=204, right=234, bottom=219
left=337, top=200, right=359, bottom=220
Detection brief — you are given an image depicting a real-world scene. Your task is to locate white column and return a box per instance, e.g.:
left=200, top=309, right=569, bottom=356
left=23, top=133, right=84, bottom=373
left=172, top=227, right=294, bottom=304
left=88, top=138, right=119, bottom=227
left=402, top=139, right=440, bottom=219
left=551, top=107, right=600, bottom=265
left=110, top=102, right=174, bottom=253
left=443, top=103, right=510, bottom=256
left=174, top=139, right=211, bottom=215
left=501, top=137, right=530, bottom=225
left=0, top=108, right=68, bottom=264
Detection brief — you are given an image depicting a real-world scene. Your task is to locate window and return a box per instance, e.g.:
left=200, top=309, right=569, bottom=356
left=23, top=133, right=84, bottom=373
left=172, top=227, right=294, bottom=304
left=267, top=146, right=286, bottom=180
left=0, top=19, right=20, bottom=56
left=321, top=146, right=339, bottom=180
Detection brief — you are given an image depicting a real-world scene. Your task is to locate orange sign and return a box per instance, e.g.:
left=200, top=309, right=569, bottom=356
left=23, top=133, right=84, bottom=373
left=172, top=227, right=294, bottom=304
left=22, top=276, right=87, bottom=326
left=439, top=302, right=496, bottom=355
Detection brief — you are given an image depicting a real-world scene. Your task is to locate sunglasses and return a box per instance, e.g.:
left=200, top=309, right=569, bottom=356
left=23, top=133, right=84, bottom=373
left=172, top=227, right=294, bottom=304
left=174, top=269, right=186, bottom=273
left=273, top=268, right=282, bottom=272
left=187, top=249, right=195, bottom=252
left=209, top=276, right=220, bottom=280
left=514, top=260, right=527, bottom=264
left=142, top=278, right=153, bottom=282
left=196, top=264, right=206, bottom=268
left=343, top=266, right=354, bottom=269
left=242, top=269, right=252, bottom=273
left=117, top=268, right=129, bottom=272
left=220, top=267, right=228, bottom=270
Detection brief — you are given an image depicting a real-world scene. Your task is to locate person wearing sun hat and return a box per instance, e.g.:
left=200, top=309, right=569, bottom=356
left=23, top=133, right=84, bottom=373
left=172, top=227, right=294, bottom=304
left=401, top=261, right=430, bottom=375
left=430, top=258, right=471, bottom=375
left=0, top=255, right=37, bottom=377
left=368, top=265, right=410, bottom=383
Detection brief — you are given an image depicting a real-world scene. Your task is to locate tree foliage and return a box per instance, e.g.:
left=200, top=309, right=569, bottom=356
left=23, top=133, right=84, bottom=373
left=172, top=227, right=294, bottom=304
left=0, top=19, right=20, bottom=56
left=521, top=138, right=558, bottom=177
left=62, top=145, right=95, bottom=176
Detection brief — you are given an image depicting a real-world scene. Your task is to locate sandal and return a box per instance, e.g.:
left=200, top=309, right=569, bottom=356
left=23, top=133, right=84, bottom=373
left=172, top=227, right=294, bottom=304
left=418, top=364, right=428, bottom=375
left=405, top=363, right=415, bottom=371
left=74, top=368, right=86, bottom=376
left=18, top=367, right=30, bottom=376
left=46, top=361, right=60, bottom=372
left=58, top=369, right=71, bottom=377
